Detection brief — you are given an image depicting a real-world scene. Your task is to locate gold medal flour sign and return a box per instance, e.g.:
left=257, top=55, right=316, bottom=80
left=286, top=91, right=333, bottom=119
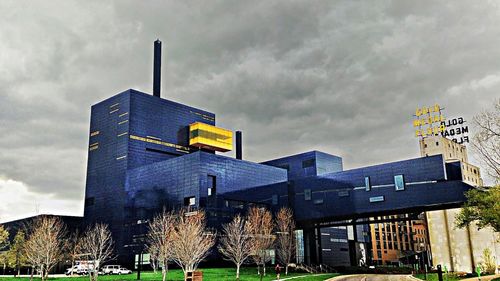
left=413, top=104, right=446, bottom=137
left=440, top=117, right=470, bottom=144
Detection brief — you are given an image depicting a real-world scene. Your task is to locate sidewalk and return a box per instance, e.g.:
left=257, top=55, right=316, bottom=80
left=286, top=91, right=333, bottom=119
left=460, top=274, right=500, bottom=281
left=0, top=274, right=68, bottom=278
left=272, top=273, right=333, bottom=281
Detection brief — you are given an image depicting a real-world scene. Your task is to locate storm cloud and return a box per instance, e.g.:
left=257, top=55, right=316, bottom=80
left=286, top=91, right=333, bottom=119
left=0, top=0, right=498, bottom=222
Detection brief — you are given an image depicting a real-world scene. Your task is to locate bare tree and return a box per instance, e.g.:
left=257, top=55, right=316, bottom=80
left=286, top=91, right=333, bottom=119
left=147, top=242, right=159, bottom=274
left=472, top=99, right=500, bottom=182
left=248, top=207, right=275, bottom=281
left=275, top=207, right=296, bottom=275
left=81, top=223, right=114, bottom=281
left=170, top=209, right=215, bottom=281
left=65, top=230, right=83, bottom=276
left=218, top=214, right=254, bottom=280
left=146, top=210, right=175, bottom=281
left=24, top=216, right=66, bottom=281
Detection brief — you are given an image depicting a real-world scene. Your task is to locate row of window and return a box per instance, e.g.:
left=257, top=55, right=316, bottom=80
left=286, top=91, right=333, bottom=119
left=277, top=158, right=315, bottom=172
left=302, top=174, right=406, bottom=203
left=365, top=175, right=405, bottom=191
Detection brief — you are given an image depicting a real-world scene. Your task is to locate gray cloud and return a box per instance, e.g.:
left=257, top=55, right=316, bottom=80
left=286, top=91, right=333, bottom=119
left=0, top=0, right=498, bottom=221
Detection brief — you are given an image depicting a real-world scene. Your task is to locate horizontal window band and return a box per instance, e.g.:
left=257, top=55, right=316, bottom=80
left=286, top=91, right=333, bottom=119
left=117, top=132, right=128, bottom=137
left=109, top=103, right=120, bottom=108
left=129, top=134, right=190, bottom=152
left=406, top=180, right=437, bottom=185
left=118, top=120, right=129, bottom=125
left=146, top=135, right=161, bottom=140
left=109, top=108, right=119, bottom=114
left=296, top=180, right=440, bottom=195
left=118, top=112, right=129, bottom=117
left=116, top=155, right=127, bottom=160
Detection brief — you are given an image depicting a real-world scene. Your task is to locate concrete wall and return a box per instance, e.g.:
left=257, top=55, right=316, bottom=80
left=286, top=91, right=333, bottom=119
left=426, top=208, right=500, bottom=273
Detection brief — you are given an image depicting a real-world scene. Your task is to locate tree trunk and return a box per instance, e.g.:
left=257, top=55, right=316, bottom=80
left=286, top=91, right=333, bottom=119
left=41, top=266, right=45, bottom=281
left=162, top=258, right=169, bottom=281
left=285, top=265, right=288, bottom=275
left=44, top=266, right=49, bottom=281
left=236, top=264, right=240, bottom=280
left=263, top=264, right=266, bottom=276
left=29, top=266, right=34, bottom=281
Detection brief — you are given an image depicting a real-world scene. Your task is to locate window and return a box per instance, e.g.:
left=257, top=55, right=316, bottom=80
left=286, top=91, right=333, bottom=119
left=207, top=175, right=216, bottom=196
left=365, top=176, right=371, bottom=191
left=313, top=198, right=324, bottom=205
left=302, top=159, right=314, bottom=168
left=435, top=141, right=439, bottom=146
left=331, top=238, right=348, bottom=243
left=424, top=144, right=428, bottom=148
left=394, top=175, right=405, bottom=191
left=304, top=189, right=312, bottom=201
left=184, top=196, right=196, bottom=206
left=278, top=164, right=290, bottom=171
left=272, top=194, right=278, bottom=205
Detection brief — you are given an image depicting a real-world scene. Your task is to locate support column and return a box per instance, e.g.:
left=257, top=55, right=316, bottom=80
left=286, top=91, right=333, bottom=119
left=304, top=227, right=322, bottom=265
left=316, top=226, right=323, bottom=264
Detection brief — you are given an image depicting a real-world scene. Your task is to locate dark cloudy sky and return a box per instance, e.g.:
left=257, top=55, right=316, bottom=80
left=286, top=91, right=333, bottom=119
left=0, top=1, right=498, bottom=222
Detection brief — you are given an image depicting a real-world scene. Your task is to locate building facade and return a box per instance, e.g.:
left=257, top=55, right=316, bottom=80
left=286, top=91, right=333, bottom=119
left=420, top=136, right=499, bottom=272
left=78, top=89, right=475, bottom=268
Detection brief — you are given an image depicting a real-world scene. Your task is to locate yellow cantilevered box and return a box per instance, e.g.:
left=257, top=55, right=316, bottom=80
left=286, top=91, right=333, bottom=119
left=189, top=122, right=233, bottom=152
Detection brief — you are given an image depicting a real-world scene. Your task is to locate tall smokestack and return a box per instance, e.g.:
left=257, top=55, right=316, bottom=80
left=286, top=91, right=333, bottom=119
left=153, top=39, right=162, bottom=98
left=236, top=131, right=242, bottom=160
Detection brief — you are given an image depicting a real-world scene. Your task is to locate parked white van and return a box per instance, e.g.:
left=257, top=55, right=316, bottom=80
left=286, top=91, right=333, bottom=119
left=102, top=265, right=121, bottom=275
left=65, top=261, right=95, bottom=275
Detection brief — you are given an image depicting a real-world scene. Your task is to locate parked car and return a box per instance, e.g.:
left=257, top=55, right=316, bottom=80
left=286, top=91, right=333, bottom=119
left=65, top=261, right=96, bottom=275
left=102, top=265, right=121, bottom=275
left=118, top=267, right=132, bottom=275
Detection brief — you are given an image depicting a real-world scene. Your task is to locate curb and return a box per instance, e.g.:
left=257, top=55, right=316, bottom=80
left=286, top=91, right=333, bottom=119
left=272, top=273, right=334, bottom=281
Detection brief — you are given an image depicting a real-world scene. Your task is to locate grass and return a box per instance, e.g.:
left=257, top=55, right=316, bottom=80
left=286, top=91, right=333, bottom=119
left=413, top=273, right=464, bottom=281
left=0, top=268, right=339, bottom=281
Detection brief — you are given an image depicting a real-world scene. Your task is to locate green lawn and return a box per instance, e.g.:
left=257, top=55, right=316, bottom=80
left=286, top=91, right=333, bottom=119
left=0, top=268, right=339, bottom=281
left=413, top=273, right=463, bottom=281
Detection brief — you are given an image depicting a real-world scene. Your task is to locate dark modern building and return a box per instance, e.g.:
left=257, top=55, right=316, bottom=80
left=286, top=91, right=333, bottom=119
left=1, top=42, right=475, bottom=270
left=81, top=83, right=473, bottom=267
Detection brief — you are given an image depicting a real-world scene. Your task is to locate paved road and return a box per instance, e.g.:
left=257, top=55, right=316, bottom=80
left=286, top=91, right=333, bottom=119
left=461, top=274, right=500, bottom=281
left=327, top=274, right=414, bottom=281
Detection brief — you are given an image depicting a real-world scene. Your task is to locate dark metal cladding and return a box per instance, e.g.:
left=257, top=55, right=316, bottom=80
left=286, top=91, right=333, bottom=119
left=153, top=39, right=162, bottom=97
left=236, top=130, right=242, bottom=160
